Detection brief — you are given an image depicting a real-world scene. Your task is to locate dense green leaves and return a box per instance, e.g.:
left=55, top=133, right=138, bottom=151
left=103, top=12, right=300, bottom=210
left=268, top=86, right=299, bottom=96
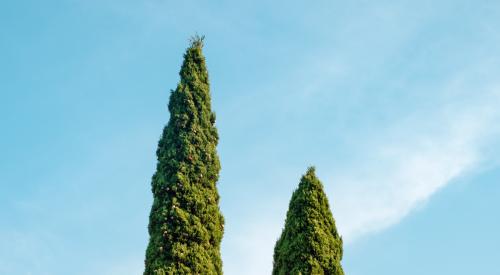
left=144, top=36, right=224, bottom=275
left=273, top=167, right=344, bottom=275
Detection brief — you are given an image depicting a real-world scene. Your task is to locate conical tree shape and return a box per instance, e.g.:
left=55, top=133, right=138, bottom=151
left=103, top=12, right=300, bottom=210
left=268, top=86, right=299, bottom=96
left=273, top=167, right=344, bottom=275
left=144, top=36, right=224, bottom=275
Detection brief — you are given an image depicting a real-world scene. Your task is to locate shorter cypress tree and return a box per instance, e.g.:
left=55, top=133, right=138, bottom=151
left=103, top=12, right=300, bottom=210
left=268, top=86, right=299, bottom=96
left=273, top=167, right=344, bottom=275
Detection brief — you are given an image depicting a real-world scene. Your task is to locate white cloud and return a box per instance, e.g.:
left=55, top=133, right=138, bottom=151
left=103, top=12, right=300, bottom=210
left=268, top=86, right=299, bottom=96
left=331, top=87, right=500, bottom=242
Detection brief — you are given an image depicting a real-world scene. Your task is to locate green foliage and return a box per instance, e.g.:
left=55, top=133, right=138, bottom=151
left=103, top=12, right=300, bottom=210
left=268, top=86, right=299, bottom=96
left=144, top=36, right=224, bottom=275
left=273, top=167, right=344, bottom=275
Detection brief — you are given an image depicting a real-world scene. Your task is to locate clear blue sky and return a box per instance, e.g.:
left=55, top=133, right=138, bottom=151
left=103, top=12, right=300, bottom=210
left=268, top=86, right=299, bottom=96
left=2, top=1, right=500, bottom=274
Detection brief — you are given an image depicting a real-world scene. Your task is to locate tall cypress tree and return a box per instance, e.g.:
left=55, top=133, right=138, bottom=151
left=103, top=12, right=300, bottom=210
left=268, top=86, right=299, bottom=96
left=273, top=167, right=344, bottom=275
left=144, top=36, right=224, bottom=275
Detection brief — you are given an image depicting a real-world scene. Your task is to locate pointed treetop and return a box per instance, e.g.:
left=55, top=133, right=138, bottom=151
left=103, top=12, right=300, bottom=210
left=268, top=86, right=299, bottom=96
left=189, top=34, right=205, bottom=49
left=178, top=34, right=210, bottom=89
left=299, top=166, right=322, bottom=190
left=306, top=166, right=316, bottom=176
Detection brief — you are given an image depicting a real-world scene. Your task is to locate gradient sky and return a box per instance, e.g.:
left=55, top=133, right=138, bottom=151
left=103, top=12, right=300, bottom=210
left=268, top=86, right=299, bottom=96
left=2, top=1, right=500, bottom=274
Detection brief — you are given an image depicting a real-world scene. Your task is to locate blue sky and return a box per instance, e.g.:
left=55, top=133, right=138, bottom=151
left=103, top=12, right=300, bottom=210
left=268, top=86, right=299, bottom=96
left=1, top=1, right=500, bottom=274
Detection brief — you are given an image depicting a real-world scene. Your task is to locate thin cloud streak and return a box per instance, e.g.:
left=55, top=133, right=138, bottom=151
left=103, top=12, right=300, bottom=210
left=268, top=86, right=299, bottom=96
left=331, top=87, right=500, bottom=242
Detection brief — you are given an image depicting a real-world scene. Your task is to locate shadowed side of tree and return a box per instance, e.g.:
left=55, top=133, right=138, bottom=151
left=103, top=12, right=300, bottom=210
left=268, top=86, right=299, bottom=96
left=273, top=167, right=344, bottom=275
left=144, top=36, right=224, bottom=275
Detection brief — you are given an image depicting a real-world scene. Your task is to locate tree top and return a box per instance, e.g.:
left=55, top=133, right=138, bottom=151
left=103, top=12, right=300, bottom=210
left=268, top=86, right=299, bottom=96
left=189, top=34, right=205, bottom=49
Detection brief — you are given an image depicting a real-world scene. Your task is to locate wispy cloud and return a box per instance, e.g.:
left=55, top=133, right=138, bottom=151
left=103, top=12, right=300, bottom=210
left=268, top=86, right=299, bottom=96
left=332, top=86, right=500, bottom=241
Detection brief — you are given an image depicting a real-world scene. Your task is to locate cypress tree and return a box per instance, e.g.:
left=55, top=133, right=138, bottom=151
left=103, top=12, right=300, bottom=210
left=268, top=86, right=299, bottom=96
left=273, top=167, right=344, bottom=275
left=144, top=36, right=224, bottom=275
